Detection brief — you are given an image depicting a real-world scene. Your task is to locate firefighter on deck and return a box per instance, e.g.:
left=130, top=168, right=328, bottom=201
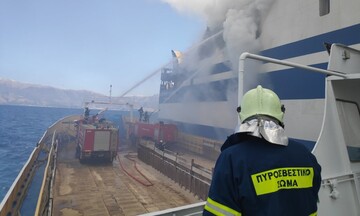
left=203, top=85, right=322, bottom=216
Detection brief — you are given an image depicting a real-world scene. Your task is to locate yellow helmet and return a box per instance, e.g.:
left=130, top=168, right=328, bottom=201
left=238, top=85, right=285, bottom=123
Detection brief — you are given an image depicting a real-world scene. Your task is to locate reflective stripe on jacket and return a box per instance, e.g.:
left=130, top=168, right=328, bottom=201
left=205, top=197, right=241, bottom=216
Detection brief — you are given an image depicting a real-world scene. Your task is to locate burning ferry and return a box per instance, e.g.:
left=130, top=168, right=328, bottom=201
left=153, top=1, right=360, bottom=215
left=158, top=0, right=360, bottom=149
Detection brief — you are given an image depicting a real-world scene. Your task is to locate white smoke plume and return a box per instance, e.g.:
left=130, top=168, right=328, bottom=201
left=159, top=0, right=275, bottom=136
left=161, top=0, right=275, bottom=69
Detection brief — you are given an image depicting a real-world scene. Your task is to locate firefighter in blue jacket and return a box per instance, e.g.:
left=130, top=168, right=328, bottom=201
left=204, top=85, right=321, bottom=216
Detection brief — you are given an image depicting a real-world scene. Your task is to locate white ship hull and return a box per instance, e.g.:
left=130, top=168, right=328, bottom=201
left=159, top=0, right=360, bottom=150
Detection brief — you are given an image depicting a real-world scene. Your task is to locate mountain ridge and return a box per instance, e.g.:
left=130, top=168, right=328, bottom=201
left=0, top=78, right=159, bottom=109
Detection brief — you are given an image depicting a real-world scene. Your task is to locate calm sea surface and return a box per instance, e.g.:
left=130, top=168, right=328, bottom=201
left=0, top=105, right=130, bottom=202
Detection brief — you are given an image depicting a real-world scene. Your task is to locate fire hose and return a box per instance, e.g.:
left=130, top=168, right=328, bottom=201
left=117, top=153, right=153, bottom=187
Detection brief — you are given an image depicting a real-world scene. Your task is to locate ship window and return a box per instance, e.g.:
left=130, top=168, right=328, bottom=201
left=336, top=100, right=360, bottom=162
left=319, top=0, right=330, bottom=16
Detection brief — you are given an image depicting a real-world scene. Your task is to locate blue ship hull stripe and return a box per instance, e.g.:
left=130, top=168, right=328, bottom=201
left=257, top=63, right=327, bottom=100
left=261, top=24, right=360, bottom=59
left=160, top=62, right=327, bottom=103
left=160, top=25, right=360, bottom=102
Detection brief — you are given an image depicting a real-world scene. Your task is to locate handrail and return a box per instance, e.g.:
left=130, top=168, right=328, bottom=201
left=0, top=126, right=51, bottom=216
left=237, top=52, right=348, bottom=124
left=239, top=52, right=347, bottom=78
left=0, top=144, right=41, bottom=216
left=34, top=115, right=79, bottom=215
left=0, top=115, right=78, bottom=216
left=34, top=130, right=57, bottom=216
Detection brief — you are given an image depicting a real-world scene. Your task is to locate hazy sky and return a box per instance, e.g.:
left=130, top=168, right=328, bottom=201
left=0, top=0, right=205, bottom=96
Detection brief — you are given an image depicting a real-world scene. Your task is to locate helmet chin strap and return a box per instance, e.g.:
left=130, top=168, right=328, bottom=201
left=236, top=116, right=288, bottom=146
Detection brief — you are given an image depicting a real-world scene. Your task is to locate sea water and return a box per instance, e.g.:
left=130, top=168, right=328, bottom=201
left=0, top=105, right=133, bottom=203
left=0, top=105, right=82, bottom=201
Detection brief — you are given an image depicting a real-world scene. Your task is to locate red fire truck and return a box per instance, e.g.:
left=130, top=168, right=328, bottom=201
left=76, top=120, right=119, bottom=163
left=128, top=121, right=177, bottom=150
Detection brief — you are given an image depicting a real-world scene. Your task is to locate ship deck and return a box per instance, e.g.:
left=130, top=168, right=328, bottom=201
left=52, top=122, right=200, bottom=216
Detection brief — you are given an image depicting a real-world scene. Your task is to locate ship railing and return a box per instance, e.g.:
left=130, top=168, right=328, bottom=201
left=176, top=132, right=222, bottom=161
left=0, top=117, right=62, bottom=216
left=0, top=138, right=42, bottom=216
left=34, top=130, right=57, bottom=216
left=0, top=115, right=78, bottom=216
left=138, top=142, right=211, bottom=201
left=34, top=115, right=79, bottom=216
left=238, top=49, right=348, bottom=107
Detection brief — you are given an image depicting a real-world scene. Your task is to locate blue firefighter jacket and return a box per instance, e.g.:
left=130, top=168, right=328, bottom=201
left=203, top=133, right=321, bottom=216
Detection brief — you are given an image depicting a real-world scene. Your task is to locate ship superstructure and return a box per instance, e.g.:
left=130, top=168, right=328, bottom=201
left=159, top=0, right=360, bottom=150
